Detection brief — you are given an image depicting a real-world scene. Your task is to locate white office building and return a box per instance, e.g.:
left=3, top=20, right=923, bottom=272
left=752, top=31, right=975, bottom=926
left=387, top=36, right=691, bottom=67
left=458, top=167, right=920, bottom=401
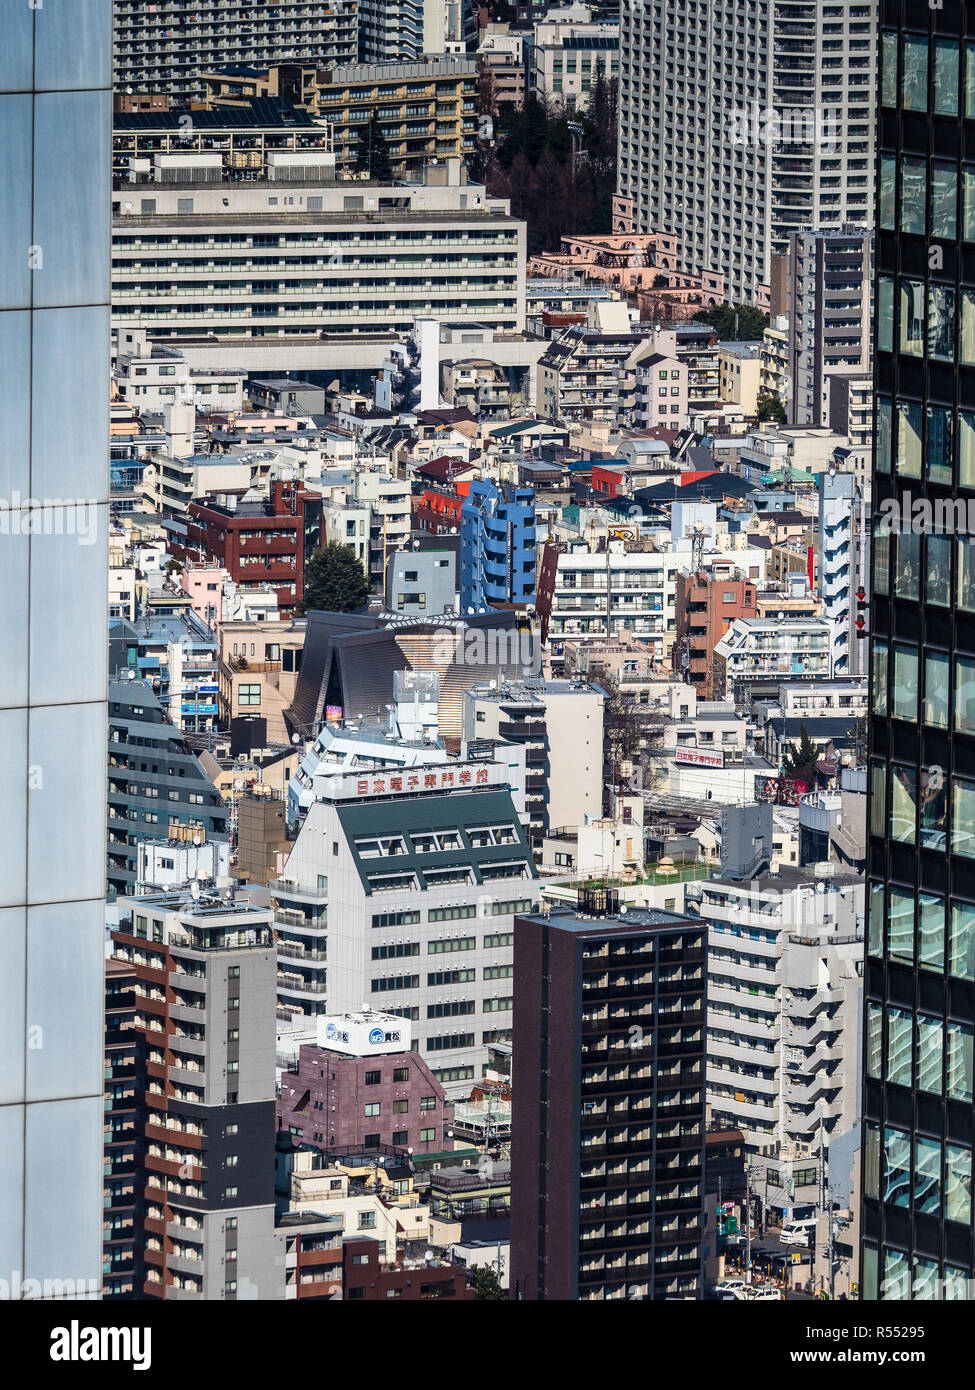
left=273, top=764, right=538, bottom=1096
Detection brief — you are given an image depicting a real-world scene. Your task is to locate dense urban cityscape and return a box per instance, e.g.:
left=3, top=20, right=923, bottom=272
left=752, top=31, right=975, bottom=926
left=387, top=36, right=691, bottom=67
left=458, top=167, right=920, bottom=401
left=0, top=0, right=971, bottom=1352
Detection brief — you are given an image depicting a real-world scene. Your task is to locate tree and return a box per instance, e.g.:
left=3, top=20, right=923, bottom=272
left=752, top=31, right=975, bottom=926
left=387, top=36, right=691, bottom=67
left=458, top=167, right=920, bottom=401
left=299, top=542, right=369, bottom=616
left=471, top=1264, right=506, bottom=1300
left=354, top=114, right=392, bottom=180
left=782, top=724, right=820, bottom=782
left=756, top=391, right=786, bottom=424
left=692, top=303, right=769, bottom=341
left=476, top=57, right=497, bottom=117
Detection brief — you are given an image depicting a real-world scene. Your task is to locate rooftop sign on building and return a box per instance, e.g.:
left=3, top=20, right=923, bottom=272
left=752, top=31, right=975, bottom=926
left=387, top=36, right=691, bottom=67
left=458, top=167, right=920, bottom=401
left=316, top=1012, right=411, bottom=1056
left=312, top=761, right=507, bottom=801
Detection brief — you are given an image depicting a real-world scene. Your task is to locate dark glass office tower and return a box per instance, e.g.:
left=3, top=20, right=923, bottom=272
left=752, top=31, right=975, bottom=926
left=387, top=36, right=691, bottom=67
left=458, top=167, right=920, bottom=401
left=863, top=0, right=975, bottom=1299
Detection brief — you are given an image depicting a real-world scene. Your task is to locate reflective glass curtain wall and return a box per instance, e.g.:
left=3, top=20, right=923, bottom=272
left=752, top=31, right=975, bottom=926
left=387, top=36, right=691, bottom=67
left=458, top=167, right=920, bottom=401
left=0, top=0, right=110, bottom=1296
left=864, top=0, right=975, bottom=1300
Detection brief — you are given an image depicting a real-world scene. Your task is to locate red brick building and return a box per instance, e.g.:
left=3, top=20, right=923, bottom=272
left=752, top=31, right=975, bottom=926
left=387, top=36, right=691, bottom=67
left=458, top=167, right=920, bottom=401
left=673, top=570, right=757, bottom=698
left=185, top=479, right=325, bottom=616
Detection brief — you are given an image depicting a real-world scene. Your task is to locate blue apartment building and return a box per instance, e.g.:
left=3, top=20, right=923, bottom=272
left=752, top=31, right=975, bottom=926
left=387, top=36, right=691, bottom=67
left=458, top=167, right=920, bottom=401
left=460, top=479, right=536, bottom=613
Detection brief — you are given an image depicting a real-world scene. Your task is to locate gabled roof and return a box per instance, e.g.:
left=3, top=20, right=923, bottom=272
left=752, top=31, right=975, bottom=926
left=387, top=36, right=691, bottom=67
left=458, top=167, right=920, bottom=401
left=416, top=455, right=474, bottom=481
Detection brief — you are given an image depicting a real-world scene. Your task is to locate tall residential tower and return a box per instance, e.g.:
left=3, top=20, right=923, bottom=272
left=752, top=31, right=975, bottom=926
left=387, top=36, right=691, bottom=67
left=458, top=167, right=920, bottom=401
left=617, top=0, right=877, bottom=304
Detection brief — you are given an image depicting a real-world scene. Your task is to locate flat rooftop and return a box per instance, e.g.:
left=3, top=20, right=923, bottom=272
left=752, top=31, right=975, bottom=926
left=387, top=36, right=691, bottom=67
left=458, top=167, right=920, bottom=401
left=519, top=904, right=697, bottom=935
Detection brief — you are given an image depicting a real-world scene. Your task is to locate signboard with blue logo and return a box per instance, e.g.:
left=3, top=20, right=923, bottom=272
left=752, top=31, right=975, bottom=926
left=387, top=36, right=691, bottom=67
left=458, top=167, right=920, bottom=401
left=317, top=1013, right=410, bottom=1056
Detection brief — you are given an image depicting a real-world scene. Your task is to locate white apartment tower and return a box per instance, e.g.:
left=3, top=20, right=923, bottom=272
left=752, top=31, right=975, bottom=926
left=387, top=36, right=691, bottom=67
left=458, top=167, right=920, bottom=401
left=687, top=869, right=864, bottom=1155
left=617, top=0, right=877, bottom=304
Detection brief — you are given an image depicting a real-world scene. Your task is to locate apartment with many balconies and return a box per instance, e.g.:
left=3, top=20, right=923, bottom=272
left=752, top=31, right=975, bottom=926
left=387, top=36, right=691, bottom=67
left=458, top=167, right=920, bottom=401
left=113, top=1, right=359, bottom=103
left=686, top=868, right=863, bottom=1164
left=617, top=0, right=876, bottom=303
left=109, top=891, right=283, bottom=1299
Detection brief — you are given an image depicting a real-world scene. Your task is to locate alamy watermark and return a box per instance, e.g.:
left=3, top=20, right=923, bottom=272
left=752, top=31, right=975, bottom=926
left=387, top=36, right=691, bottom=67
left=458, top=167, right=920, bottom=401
left=733, top=103, right=840, bottom=153
left=875, top=489, right=975, bottom=535
left=0, top=494, right=99, bottom=545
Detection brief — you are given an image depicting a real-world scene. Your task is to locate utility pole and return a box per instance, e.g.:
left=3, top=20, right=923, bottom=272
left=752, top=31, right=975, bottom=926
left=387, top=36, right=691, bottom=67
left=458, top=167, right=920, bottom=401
left=745, top=1164, right=752, bottom=1286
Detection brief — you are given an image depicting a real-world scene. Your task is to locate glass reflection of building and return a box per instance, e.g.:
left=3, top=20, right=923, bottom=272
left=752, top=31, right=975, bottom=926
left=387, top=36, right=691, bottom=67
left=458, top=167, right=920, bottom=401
left=864, top=2, right=975, bottom=1300
left=0, top=1, right=111, bottom=1296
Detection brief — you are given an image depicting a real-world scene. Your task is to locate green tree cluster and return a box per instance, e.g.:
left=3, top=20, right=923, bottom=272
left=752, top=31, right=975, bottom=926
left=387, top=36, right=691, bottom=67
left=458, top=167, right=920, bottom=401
left=299, top=542, right=369, bottom=616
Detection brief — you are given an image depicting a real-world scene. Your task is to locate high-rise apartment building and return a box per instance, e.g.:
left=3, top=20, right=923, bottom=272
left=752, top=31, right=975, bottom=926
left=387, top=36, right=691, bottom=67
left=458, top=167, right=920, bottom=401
left=510, top=893, right=708, bottom=1301
left=109, top=891, right=283, bottom=1299
left=617, top=0, right=877, bottom=304
left=863, top=2, right=975, bottom=1301
left=113, top=1, right=359, bottom=103
left=818, top=468, right=867, bottom=678
left=1, top=0, right=111, bottom=1299
left=787, top=229, right=874, bottom=427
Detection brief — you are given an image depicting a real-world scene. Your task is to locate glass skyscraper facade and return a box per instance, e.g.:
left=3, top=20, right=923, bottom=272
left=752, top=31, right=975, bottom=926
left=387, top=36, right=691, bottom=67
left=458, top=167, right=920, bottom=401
left=0, top=1, right=110, bottom=1295
left=864, top=0, right=975, bottom=1298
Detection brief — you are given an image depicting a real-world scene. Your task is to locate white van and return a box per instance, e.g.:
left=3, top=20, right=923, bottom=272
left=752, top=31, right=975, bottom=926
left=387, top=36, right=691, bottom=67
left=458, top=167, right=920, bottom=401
left=779, top=1219, right=816, bottom=1246
left=744, top=1285, right=783, bottom=1301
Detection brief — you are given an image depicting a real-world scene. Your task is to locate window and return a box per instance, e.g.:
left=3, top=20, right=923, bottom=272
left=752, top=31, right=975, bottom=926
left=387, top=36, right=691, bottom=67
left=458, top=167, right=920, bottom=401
left=882, top=1126, right=911, bottom=1208
left=888, top=889, right=914, bottom=963
left=958, top=537, right=975, bottom=611
left=429, top=905, right=476, bottom=922
left=373, top=910, right=420, bottom=929
left=365, top=1070, right=381, bottom=1086
left=926, top=534, right=951, bottom=606
left=420, top=1096, right=437, bottom=1111
left=419, top=1128, right=436, bottom=1142
left=393, top=1130, right=409, bottom=1146
left=945, top=1145, right=972, bottom=1223
left=238, top=683, right=261, bottom=706
left=902, top=33, right=929, bottom=112
left=948, top=1022, right=974, bottom=1102
left=868, top=882, right=884, bottom=958
left=919, top=894, right=945, bottom=974
left=924, top=653, right=949, bottom=728
left=952, top=778, right=975, bottom=857
left=364, top=1103, right=380, bottom=1117
left=866, top=1003, right=883, bottom=1078
left=393, top=1067, right=409, bottom=1082
left=950, top=903, right=975, bottom=980
left=891, top=644, right=918, bottom=722
left=890, top=766, right=917, bottom=843
left=372, top=974, right=419, bottom=993
left=935, top=37, right=960, bottom=115
left=916, top=1014, right=944, bottom=1096
left=887, top=1007, right=913, bottom=1086
left=899, top=281, right=925, bottom=357
left=914, top=1136, right=940, bottom=1214
left=358, top=1211, right=377, bottom=1229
